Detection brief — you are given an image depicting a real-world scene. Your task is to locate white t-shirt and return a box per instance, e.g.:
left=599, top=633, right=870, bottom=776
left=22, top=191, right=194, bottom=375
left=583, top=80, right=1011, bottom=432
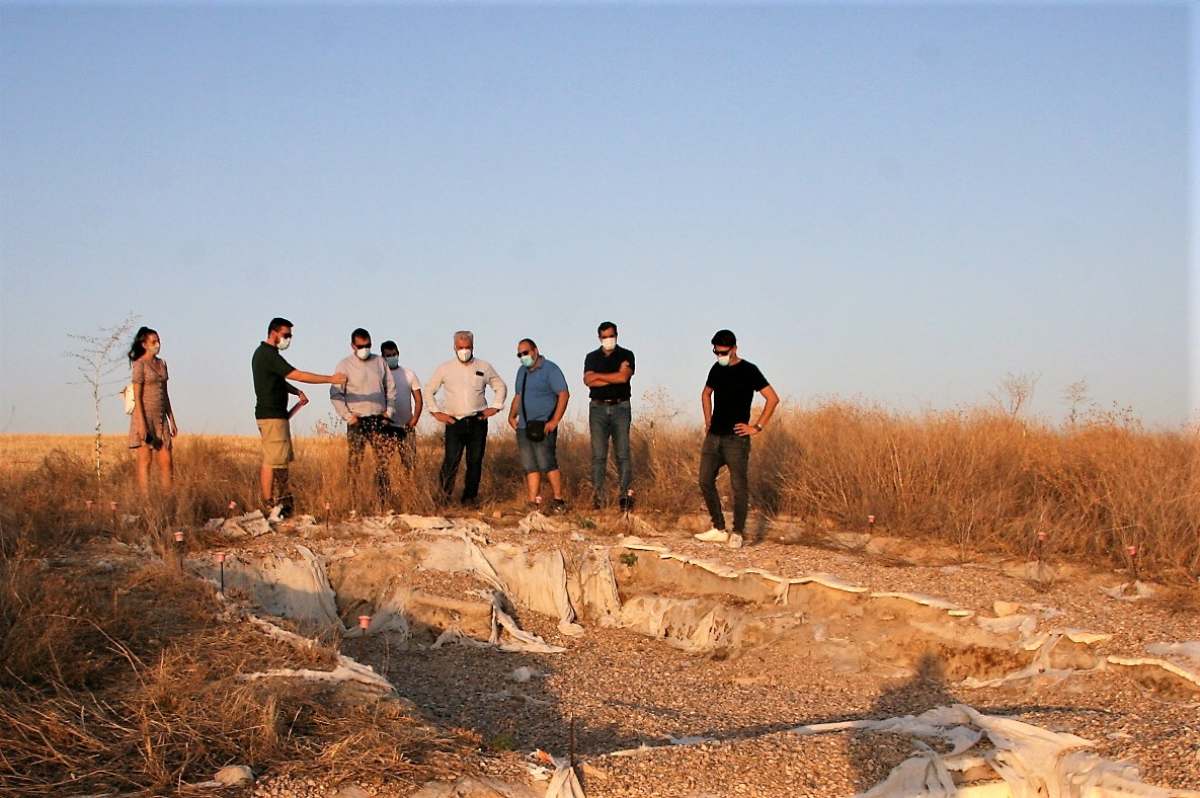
left=387, top=366, right=422, bottom=427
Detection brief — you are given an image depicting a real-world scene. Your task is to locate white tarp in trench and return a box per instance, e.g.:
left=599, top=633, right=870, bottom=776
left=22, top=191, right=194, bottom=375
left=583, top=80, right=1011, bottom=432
left=216, top=540, right=563, bottom=654
left=793, top=704, right=1200, bottom=798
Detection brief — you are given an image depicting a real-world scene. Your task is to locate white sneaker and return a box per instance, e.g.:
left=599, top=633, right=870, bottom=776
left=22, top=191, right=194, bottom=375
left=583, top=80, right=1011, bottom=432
left=727, top=533, right=744, bottom=549
left=694, top=528, right=729, bottom=543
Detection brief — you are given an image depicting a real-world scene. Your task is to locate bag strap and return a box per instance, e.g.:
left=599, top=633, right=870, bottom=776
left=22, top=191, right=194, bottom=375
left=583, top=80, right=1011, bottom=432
left=519, top=368, right=528, bottom=426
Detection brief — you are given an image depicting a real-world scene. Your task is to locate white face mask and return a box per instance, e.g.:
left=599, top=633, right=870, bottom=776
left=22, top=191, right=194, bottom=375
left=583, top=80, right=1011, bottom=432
left=519, top=354, right=535, bottom=368
left=276, top=336, right=292, bottom=351
left=385, top=355, right=399, bottom=369
left=148, top=342, right=161, bottom=356
left=355, top=346, right=371, bottom=361
left=600, top=337, right=617, bottom=352
left=716, top=354, right=731, bottom=367
left=456, top=348, right=473, bottom=363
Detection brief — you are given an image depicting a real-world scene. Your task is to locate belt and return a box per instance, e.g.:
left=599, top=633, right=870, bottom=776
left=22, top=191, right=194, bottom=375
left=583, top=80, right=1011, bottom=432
left=591, top=398, right=628, bottom=406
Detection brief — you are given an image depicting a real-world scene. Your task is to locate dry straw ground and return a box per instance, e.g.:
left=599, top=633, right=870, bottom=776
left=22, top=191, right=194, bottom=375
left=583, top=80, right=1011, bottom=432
left=2, top=400, right=1199, bottom=794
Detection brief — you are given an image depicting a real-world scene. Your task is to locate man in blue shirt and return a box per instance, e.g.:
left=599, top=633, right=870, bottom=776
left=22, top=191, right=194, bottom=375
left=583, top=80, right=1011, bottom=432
left=508, top=338, right=570, bottom=513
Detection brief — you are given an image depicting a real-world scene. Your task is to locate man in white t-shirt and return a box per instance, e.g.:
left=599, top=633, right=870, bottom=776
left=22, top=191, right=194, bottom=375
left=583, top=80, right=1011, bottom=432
left=380, top=340, right=423, bottom=467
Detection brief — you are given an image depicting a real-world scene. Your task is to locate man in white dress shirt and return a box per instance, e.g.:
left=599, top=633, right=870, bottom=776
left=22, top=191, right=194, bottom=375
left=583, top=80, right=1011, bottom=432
left=425, top=330, right=507, bottom=506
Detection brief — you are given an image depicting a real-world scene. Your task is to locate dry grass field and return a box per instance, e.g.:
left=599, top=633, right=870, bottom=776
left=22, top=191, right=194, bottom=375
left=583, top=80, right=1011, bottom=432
left=3, top=400, right=1198, bottom=579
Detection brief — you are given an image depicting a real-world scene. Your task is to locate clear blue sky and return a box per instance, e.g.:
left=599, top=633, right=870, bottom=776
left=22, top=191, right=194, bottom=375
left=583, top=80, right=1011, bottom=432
left=0, top=3, right=1190, bottom=435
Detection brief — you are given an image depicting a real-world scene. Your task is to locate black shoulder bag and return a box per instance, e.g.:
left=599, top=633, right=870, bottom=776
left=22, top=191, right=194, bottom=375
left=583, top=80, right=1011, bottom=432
left=519, top=368, right=547, bottom=442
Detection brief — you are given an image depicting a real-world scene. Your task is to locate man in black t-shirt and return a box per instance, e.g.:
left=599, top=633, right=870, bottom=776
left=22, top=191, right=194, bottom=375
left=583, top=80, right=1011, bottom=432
left=694, top=329, right=780, bottom=549
left=583, top=321, right=636, bottom=510
left=251, top=317, right=348, bottom=520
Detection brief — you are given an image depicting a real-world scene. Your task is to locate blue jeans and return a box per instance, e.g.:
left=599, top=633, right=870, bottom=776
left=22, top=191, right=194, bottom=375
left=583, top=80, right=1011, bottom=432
left=516, top=428, right=559, bottom=474
left=589, top=400, right=632, bottom=497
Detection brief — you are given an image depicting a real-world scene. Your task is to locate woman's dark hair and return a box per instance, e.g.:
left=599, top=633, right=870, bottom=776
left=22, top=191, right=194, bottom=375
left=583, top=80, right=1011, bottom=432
left=128, top=326, right=158, bottom=362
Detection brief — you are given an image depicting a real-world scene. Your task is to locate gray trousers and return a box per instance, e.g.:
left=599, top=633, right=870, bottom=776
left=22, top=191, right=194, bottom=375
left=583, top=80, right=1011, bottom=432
left=698, top=432, right=751, bottom=533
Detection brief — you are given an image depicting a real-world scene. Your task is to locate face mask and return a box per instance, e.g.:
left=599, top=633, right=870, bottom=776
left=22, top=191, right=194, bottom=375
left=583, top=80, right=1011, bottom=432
left=355, top=347, right=370, bottom=361
left=385, top=355, right=399, bottom=369
left=456, top=348, right=473, bottom=363
left=600, top=337, right=617, bottom=352
left=520, top=354, right=535, bottom=368
left=148, top=342, right=161, bottom=356
left=276, top=336, right=292, bottom=351
left=716, top=354, right=731, bottom=367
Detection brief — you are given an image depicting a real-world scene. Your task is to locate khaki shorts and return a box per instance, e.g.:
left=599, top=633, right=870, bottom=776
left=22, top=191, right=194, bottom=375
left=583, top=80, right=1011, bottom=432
left=256, top=418, right=294, bottom=468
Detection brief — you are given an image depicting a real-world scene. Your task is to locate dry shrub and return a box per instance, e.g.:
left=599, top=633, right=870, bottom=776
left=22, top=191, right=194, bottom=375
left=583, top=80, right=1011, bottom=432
left=0, top=554, right=478, bottom=796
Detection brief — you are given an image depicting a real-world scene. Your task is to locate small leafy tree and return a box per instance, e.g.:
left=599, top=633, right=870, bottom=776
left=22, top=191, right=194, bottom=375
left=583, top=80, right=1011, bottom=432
left=68, top=313, right=139, bottom=490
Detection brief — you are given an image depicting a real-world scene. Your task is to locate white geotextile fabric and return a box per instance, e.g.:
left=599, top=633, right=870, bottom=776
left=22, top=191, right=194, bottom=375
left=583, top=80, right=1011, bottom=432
left=206, top=509, right=272, bottom=538
left=219, top=545, right=345, bottom=635
left=575, top=546, right=622, bottom=625
left=419, top=532, right=585, bottom=638
left=543, top=765, right=586, bottom=798
left=793, top=704, right=1200, bottom=798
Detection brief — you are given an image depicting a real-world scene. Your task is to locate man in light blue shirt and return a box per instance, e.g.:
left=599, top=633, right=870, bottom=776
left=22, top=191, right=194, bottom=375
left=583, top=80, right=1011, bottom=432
left=330, top=327, right=396, bottom=508
left=507, top=338, right=570, bottom=512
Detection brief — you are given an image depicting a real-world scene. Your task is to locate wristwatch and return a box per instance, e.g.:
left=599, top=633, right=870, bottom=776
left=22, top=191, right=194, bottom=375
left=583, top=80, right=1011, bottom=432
left=753, top=423, right=763, bottom=432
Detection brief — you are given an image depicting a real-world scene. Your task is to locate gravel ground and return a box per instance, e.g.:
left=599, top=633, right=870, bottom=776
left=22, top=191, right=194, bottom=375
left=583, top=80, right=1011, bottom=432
left=207, top=511, right=1200, bottom=797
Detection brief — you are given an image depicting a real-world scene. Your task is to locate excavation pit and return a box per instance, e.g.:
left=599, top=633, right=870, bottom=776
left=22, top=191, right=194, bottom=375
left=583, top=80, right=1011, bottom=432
left=194, top=513, right=1200, bottom=797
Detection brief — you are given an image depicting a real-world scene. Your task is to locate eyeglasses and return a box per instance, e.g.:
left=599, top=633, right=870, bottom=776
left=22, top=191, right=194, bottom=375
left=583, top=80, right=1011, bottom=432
left=281, top=333, right=292, bottom=339
left=712, top=347, right=732, bottom=356
left=517, top=350, right=532, bottom=358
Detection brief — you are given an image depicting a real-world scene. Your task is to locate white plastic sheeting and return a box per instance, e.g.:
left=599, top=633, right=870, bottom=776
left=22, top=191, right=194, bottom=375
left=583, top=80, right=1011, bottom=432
left=242, top=616, right=396, bottom=695
left=793, top=704, right=1200, bottom=798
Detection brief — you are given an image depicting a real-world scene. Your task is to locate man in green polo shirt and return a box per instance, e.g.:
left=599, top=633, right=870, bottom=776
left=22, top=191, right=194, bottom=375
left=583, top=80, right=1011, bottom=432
left=252, top=317, right=347, bottom=519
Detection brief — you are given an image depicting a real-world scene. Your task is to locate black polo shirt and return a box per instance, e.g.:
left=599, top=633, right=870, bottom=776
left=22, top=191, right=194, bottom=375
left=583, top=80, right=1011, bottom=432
left=252, top=342, right=295, bottom=420
left=584, top=345, right=635, bottom=402
left=706, top=360, right=769, bottom=435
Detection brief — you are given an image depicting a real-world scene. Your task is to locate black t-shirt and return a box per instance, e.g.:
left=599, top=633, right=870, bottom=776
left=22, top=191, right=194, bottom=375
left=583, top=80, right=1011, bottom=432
left=252, top=342, right=295, bottom=420
left=706, top=360, right=769, bottom=435
left=584, top=345, right=636, bottom=401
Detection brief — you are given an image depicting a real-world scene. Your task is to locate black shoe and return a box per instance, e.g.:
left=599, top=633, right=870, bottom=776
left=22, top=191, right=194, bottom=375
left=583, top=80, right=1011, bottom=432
left=460, top=496, right=481, bottom=510
left=618, top=492, right=635, bottom=512
left=551, top=498, right=568, bottom=515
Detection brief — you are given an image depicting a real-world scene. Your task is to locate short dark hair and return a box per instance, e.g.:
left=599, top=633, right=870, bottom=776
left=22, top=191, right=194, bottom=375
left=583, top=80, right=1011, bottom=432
left=518, top=338, right=537, bottom=350
left=380, top=340, right=398, bottom=355
left=351, top=327, right=371, bottom=343
left=597, top=321, right=617, bottom=336
left=268, top=317, right=293, bottom=334
left=711, top=329, right=737, bottom=347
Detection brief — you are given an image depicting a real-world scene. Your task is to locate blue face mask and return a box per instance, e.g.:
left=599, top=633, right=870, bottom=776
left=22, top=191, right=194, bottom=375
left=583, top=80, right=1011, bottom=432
left=520, top=354, right=535, bottom=368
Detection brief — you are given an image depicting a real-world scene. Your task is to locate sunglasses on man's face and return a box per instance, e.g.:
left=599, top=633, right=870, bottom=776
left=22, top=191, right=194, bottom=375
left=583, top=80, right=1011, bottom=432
left=281, top=333, right=293, bottom=339
left=517, top=350, right=532, bottom=358
left=713, top=347, right=732, bottom=356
